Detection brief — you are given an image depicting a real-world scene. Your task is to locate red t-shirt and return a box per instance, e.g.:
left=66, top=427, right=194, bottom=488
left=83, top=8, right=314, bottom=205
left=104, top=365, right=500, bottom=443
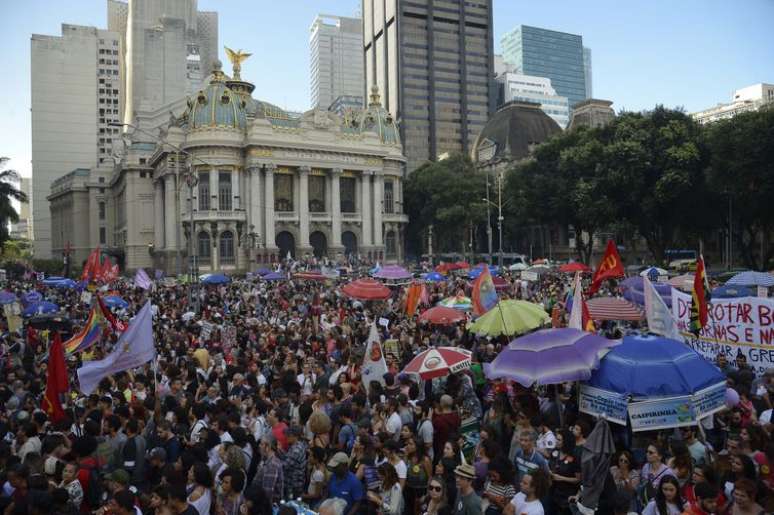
left=272, top=422, right=289, bottom=451
left=432, top=411, right=461, bottom=457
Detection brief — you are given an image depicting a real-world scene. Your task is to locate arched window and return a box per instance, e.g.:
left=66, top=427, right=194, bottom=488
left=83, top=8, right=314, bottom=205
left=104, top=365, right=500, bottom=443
left=220, top=231, right=235, bottom=264
left=198, top=232, right=211, bottom=264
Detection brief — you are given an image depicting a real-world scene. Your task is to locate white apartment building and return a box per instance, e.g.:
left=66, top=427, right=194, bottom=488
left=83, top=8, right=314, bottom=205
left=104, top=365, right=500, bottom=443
left=497, top=72, right=571, bottom=128
left=31, top=24, right=123, bottom=259
left=310, top=14, right=364, bottom=110
left=692, top=83, right=774, bottom=124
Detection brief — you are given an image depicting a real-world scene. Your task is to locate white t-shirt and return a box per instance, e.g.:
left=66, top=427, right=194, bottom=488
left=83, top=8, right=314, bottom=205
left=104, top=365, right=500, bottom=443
left=386, top=412, right=403, bottom=437
left=510, top=492, right=544, bottom=515
left=393, top=459, right=407, bottom=480
left=536, top=430, right=556, bottom=453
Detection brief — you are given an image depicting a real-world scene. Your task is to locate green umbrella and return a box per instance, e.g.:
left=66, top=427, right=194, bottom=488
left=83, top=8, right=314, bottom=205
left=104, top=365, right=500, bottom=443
left=467, top=299, right=550, bottom=337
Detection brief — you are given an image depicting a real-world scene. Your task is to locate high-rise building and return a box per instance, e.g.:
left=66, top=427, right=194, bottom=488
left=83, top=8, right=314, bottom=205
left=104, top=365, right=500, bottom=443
left=110, top=0, right=218, bottom=124
left=496, top=73, right=570, bottom=128
left=363, top=0, right=495, bottom=172
left=310, top=14, right=364, bottom=110
left=583, top=47, right=593, bottom=99
left=11, top=177, right=33, bottom=241
left=31, top=24, right=123, bottom=258
left=501, top=25, right=589, bottom=109
left=691, top=83, right=774, bottom=124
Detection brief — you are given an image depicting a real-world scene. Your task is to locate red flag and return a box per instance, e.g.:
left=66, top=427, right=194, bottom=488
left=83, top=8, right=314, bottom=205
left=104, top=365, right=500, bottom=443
left=582, top=299, right=595, bottom=332
left=690, top=255, right=711, bottom=335
left=588, top=240, right=625, bottom=295
left=97, top=257, right=112, bottom=283
left=81, top=247, right=101, bottom=281
left=41, top=333, right=69, bottom=423
left=97, top=294, right=125, bottom=333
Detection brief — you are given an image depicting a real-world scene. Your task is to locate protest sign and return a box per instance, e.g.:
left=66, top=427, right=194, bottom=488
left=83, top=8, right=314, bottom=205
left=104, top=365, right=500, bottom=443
left=579, top=385, right=628, bottom=425
left=628, top=395, right=696, bottom=432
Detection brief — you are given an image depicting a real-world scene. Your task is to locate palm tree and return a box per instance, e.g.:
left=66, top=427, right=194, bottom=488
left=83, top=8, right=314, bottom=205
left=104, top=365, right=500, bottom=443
left=0, top=157, right=29, bottom=250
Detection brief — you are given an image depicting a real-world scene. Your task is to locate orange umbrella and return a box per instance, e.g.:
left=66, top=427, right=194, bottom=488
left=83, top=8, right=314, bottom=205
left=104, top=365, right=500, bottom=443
left=419, top=306, right=466, bottom=325
left=341, top=278, right=391, bottom=301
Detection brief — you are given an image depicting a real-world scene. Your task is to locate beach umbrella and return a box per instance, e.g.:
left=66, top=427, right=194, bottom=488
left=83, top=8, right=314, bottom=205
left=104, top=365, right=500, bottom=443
left=201, top=273, right=231, bottom=285
left=255, top=268, right=273, bottom=276
left=585, top=297, right=644, bottom=321
left=402, top=346, right=473, bottom=379
left=619, top=277, right=673, bottom=308
left=419, top=306, right=466, bottom=325
left=21, top=291, right=43, bottom=306
left=341, top=278, right=391, bottom=301
left=467, top=299, right=550, bottom=337
left=452, top=261, right=471, bottom=270
left=559, top=262, right=591, bottom=273
left=262, top=272, right=286, bottom=281
left=103, top=296, right=129, bottom=309
left=712, top=284, right=754, bottom=298
left=372, top=265, right=412, bottom=281
left=438, top=295, right=472, bottom=311
left=468, top=265, right=500, bottom=279
left=492, top=276, right=509, bottom=291
left=668, top=273, right=695, bottom=291
left=22, top=301, right=60, bottom=318
left=423, top=272, right=447, bottom=283
left=726, top=271, right=774, bottom=288
left=639, top=267, right=669, bottom=282
left=0, top=291, right=18, bottom=305
left=293, top=272, right=326, bottom=282
left=484, top=328, right=619, bottom=387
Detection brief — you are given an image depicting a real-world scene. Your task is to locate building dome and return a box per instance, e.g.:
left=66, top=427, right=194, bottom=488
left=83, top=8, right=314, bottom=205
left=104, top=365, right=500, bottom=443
left=359, top=86, right=400, bottom=146
left=473, top=101, right=561, bottom=163
left=187, top=66, right=248, bottom=131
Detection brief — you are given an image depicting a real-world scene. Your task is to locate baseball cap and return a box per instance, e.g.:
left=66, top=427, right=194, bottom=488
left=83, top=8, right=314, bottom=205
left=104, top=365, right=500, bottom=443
left=327, top=452, right=350, bottom=468
left=106, top=469, right=130, bottom=485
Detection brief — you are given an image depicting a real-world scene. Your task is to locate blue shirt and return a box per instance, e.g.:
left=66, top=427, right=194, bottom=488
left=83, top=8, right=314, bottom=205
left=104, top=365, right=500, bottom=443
left=328, top=471, right=364, bottom=513
left=513, top=448, right=549, bottom=482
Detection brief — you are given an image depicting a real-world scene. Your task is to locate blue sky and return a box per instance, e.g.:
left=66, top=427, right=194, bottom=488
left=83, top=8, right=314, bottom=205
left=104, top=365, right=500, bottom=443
left=1, top=0, right=773, bottom=178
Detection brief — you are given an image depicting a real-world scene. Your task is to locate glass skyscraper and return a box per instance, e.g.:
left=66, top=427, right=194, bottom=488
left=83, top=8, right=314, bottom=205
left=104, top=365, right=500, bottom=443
left=501, top=25, right=589, bottom=109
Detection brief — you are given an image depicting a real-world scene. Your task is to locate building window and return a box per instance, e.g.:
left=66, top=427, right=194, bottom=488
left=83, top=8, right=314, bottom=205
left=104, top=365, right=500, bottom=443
left=385, top=230, right=397, bottom=258
left=198, top=172, right=210, bottom=210
left=218, top=172, right=232, bottom=211
left=219, top=231, right=235, bottom=264
left=309, top=175, right=326, bottom=212
left=340, top=177, right=356, bottom=213
left=99, top=202, right=106, bottom=220
left=274, top=174, right=293, bottom=212
left=198, top=232, right=211, bottom=263
left=384, top=180, right=394, bottom=214
left=99, top=227, right=106, bottom=245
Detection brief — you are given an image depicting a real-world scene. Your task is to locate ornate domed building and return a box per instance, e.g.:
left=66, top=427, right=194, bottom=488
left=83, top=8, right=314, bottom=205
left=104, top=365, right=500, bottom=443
left=49, top=53, right=407, bottom=273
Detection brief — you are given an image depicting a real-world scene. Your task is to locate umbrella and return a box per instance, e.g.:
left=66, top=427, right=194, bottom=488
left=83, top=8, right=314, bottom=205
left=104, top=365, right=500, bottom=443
left=483, top=328, right=619, bottom=386
left=419, top=306, right=466, bottom=325
left=492, top=276, right=509, bottom=291
left=255, top=268, right=273, bottom=276
left=640, top=266, right=669, bottom=282
left=22, top=301, right=60, bottom=318
left=452, top=261, right=471, bottom=270
left=468, top=265, right=500, bottom=279
left=559, top=262, right=591, bottom=273
left=712, top=284, right=754, bottom=298
left=467, top=299, right=550, bottom=337
left=372, top=265, right=412, bottom=280
left=438, top=295, right=472, bottom=311
left=21, top=291, right=43, bottom=306
left=103, top=296, right=129, bottom=309
left=577, top=418, right=617, bottom=512
left=422, top=272, right=447, bottom=283
left=669, top=273, right=695, bottom=291
left=726, top=271, right=774, bottom=287
left=585, top=297, right=644, bottom=321
left=201, top=273, right=231, bottom=285
left=293, top=272, right=326, bottom=281
left=619, top=277, right=673, bottom=308
left=0, top=291, right=18, bottom=305
left=402, top=346, right=473, bottom=379
left=525, top=264, right=551, bottom=275
left=341, top=278, right=391, bottom=301
left=262, top=272, right=286, bottom=281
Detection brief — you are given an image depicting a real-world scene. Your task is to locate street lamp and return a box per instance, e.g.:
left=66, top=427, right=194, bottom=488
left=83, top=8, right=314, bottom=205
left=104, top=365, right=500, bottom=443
left=481, top=172, right=512, bottom=268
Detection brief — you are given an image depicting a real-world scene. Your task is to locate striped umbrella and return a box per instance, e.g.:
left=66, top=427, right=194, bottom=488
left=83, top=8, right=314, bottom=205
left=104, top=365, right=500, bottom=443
left=726, top=271, right=774, bottom=287
left=341, top=278, right=391, bottom=301
left=668, top=273, right=695, bottom=292
left=586, top=297, right=644, bottom=321
left=402, top=346, right=473, bottom=379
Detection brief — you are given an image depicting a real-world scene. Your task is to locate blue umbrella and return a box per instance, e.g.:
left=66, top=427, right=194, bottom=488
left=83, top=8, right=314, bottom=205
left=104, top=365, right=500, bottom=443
left=42, top=278, right=77, bottom=289
left=103, top=295, right=130, bottom=309
left=422, top=271, right=447, bottom=282
left=262, top=272, right=286, bottom=281
left=201, top=273, right=231, bottom=285
left=468, top=265, right=500, bottom=279
left=22, top=301, right=60, bottom=318
left=0, top=291, right=18, bottom=305
left=619, top=277, right=673, bottom=308
left=712, top=284, right=754, bottom=298
left=21, top=291, right=43, bottom=306
left=255, top=268, right=273, bottom=276
left=726, top=271, right=774, bottom=287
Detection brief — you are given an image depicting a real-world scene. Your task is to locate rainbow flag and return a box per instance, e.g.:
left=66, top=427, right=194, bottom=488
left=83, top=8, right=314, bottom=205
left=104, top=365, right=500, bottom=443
left=64, top=302, right=107, bottom=355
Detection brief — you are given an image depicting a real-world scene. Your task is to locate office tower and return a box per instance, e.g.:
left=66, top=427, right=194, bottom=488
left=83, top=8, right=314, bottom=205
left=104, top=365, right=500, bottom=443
left=363, top=0, right=495, bottom=172
left=112, top=0, right=218, bottom=123
left=497, top=73, right=570, bottom=128
left=31, top=24, right=123, bottom=258
left=310, top=14, right=364, bottom=110
left=501, top=25, right=589, bottom=109
left=10, top=178, right=33, bottom=241
left=583, top=47, right=593, bottom=99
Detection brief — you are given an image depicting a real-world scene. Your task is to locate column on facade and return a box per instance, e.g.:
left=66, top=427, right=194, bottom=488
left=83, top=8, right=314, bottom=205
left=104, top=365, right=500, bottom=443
left=264, top=164, right=276, bottom=249
left=209, top=169, right=219, bottom=211
left=298, top=166, right=311, bottom=251
left=164, top=174, right=177, bottom=250
left=373, top=170, right=384, bottom=248
left=232, top=168, right=240, bottom=210
left=394, top=177, right=402, bottom=213
left=154, top=180, right=164, bottom=249
left=360, top=171, right=373, bottom=248
left=331, top=168, right=343, bottom=249
left=248, top=167, right=262, bottom=245
left=210, top=224, right=219, bottom=271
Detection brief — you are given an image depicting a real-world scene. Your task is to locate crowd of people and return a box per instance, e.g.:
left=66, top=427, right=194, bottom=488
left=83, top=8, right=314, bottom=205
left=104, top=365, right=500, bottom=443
left=0, top=260, right=772, bottom=515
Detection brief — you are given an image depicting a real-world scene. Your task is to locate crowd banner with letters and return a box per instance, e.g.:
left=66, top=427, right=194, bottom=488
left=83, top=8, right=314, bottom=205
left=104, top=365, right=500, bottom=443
left=579, top=385, right=628, bottom=425
left=200, top=321, right=214, bottom=341
left=691, top=382, right=727, bottom=419
left=628, top=395, right=696, bottom=432
left=671, top=289, right=774, bottom=374
left=521, top=271, right=539, bottom=282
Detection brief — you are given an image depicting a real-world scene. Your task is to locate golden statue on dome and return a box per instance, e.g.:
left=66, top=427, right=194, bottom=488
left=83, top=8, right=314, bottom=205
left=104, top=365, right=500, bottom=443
left=224, top=46, right=251, bottom=80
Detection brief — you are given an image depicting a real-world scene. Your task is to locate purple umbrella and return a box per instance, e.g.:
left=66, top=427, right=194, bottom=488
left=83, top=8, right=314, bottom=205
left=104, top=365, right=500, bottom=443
left=372, top=265, right=412, bottom=280
left=484, top=328, right=620, bottom=387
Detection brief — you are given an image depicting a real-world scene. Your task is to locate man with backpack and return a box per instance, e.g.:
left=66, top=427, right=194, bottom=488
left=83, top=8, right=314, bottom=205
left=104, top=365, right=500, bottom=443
left=337, top=406, right=357, bottom=452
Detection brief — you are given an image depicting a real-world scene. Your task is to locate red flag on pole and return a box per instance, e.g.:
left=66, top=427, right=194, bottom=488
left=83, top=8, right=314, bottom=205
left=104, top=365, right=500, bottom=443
left=41, top=333, right=69, bottom=423
left=81, top=247, right=101, bottom=281
left=588, top=240, right=625, bottom=295
left=690, top=255, right=711, bottom=335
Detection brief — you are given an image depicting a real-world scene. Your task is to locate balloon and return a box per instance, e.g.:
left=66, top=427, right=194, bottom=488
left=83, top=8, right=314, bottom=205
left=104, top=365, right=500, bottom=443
left=725, top=387, right=740, bottom=408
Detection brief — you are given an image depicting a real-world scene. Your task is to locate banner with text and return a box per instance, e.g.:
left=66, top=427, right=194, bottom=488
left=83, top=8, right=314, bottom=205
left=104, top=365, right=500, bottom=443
left=671, top=289, right=774, bottom=374
left=579, top=385, right=628, bottom=425
left=628, top=395, right=696, bottom=432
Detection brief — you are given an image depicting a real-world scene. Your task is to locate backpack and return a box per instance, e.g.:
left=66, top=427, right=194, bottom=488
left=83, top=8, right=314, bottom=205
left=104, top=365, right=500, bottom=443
left=340, top=423, right=356, bottom=452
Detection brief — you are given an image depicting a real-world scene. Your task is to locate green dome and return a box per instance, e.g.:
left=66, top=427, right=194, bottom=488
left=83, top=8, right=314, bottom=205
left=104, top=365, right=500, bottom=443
left=187, top=73, right=247, bottom=131
left=359, top=86, right=400, bottom=146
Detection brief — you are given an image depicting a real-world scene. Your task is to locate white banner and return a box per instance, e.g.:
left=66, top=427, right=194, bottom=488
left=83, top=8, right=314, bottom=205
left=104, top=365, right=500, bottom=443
left=521, top=271, right=539, bottom=282
left=671, top=289, right=774, bottom=374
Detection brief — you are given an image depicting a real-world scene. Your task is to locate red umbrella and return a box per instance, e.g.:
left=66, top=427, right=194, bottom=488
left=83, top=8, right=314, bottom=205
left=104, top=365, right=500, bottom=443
left=293, top=272, right=326, bottom=281
left=341, top=278, right=391, bottom=301
left=434, top=263, right=452, bottom=273
left=559, top=262, right=591, bottom=273
left=492, top=276, right=509, bottom=291
left=402, top=346, right=473, bottom=379
left=586, top=297, right=644, bottom=321
left=452, top=261, right=471, bottom=270
left=419, top=306, right=466, bottom=325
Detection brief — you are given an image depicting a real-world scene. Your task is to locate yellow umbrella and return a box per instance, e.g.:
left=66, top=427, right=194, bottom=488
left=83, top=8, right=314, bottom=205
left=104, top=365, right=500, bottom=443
left=467, top=299, right=550, bottom=337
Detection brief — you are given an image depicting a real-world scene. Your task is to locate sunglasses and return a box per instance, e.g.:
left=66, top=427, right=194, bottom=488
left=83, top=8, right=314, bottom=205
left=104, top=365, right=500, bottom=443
left=429, top=485, right=442, bottom=492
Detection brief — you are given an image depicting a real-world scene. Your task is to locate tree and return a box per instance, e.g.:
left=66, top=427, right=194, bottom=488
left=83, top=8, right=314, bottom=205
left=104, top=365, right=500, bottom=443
left=0, top=157, right=28, bottom=250
left=403, top=154, right=487, bottom=259
left=705, top=106, right=774, bottom=270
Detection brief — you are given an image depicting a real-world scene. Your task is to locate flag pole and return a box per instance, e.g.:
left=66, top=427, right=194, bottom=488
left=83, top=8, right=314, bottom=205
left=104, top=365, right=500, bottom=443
left=496, top=300, right=511, bottom=337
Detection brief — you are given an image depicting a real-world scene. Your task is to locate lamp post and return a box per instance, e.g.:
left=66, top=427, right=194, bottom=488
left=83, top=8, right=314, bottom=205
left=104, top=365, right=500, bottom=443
left=482, top=171, right=511, bottom=269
